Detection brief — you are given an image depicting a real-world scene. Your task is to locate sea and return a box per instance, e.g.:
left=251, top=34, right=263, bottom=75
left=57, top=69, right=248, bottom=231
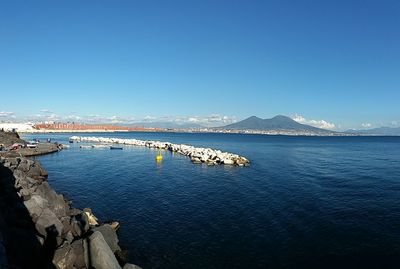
left=22, top=132, right=400, bottom=269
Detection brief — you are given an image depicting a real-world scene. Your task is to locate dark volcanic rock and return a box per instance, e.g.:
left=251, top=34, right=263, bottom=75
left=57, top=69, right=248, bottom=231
left=53, top=242, right=75, bottom=269
left=0, top=131, right=25, bottom=147
left=35, top=208, right=63, bottom=238
left=89, top=231, right=122, bottom=269
left=23, top=194, right=49, bottom=218
left=92, top=224, right=121, bottom=253
left=71, top=213, right=90, bottom=237
left=71, top=239, right=87, bottom=269
left=1, top=132, right=130, bottom=269
left=34, top=182, right=68, bottom=218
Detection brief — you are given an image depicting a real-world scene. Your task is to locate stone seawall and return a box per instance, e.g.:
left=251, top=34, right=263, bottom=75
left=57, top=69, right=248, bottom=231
left=70, top=136, right=250, bottom=166
left=0, top=156, right=141, bottom=269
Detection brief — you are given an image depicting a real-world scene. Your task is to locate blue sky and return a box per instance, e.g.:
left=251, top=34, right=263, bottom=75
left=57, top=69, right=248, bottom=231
left=0, top=0, right=399, bottom=129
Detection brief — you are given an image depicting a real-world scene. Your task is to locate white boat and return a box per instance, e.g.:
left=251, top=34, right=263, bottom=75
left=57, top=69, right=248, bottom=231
left=92, top=144, right=110, bottom=148
left=26, top=144, right=38, bottom=149
left=79, top=145, right=93, bottom=149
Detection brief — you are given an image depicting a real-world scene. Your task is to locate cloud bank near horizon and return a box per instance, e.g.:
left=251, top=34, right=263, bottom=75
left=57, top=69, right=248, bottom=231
left=292, top=114, right=336, bottom=130
left=0, top=110, right=237, bottom=127
left=1, top=110, right=398, bottom=130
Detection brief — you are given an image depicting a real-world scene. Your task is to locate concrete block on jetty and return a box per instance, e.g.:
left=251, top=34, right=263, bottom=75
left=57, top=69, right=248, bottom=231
left=70, top=136, right=250, bottom=166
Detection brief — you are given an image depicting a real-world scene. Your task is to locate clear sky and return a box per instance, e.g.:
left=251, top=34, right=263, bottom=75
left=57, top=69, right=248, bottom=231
left=0, top=0, right=399, bottom=129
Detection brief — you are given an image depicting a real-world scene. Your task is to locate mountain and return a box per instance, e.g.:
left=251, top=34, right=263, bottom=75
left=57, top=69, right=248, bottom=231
left=221, top=115, right=334, bottom=133
left=346, top=127, right=400, bottom=136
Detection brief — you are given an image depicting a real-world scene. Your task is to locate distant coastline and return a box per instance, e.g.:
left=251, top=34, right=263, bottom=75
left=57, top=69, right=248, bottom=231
left=2, top=115, right=399, bottom=136
left=18, top=128, right=358, bottom=136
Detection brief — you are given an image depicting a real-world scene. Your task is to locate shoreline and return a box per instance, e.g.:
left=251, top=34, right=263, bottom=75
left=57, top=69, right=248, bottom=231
left=17, top=129, right=396, bottom=137
left=0, top=131, right=142, bottom=269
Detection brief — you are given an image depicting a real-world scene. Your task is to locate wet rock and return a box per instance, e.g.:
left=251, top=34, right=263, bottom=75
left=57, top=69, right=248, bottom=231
left=93, top=224, right=121, bottom=253
left=89, top=231, right=122, bottom=269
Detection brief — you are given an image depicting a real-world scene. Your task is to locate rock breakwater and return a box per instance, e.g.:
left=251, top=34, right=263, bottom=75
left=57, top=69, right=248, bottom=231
left=0, top=156, right=141, bottom=269
left=70, top=136, right=250, bottom=166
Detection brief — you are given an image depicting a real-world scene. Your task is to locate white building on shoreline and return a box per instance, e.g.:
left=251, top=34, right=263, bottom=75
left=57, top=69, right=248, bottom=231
left=0, top=122, right=36, bottom=132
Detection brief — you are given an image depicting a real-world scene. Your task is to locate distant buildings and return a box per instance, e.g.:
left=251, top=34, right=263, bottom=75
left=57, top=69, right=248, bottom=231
left=0, top=123, right=35, bottom=132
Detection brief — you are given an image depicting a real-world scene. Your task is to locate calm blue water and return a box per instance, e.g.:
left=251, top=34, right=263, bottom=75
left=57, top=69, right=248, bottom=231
left=22, top=133, right=400, bottom=269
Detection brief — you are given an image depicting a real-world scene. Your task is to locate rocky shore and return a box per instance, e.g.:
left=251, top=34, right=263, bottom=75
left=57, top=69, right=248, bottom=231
left=0, top=132, right=141, bottom=269
left=70, top=136, right=250, bottom=166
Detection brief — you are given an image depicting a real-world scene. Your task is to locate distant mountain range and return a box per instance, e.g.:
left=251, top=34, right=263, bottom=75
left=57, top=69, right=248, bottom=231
left=346, top=127, right=400, bottom=136
left=126, top=116, right=400, bottom=136
left=221, top=115, right=334, bottom=134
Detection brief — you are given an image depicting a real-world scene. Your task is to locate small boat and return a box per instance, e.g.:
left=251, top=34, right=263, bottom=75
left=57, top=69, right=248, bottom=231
left=69, top=140, right=74, bottom=143
left=93, top=144, right=110, bottom=148
left=155, top=150, right=163, bottom=161
left=80, top=145, right=93, bottom=149
left=26, top=144, right=38, bottom=149
left=110, top=146, right=123, bottom=150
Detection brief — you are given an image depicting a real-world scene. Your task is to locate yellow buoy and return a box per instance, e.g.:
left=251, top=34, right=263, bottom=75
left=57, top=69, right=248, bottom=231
left=155, top=150, right=163, bottom=162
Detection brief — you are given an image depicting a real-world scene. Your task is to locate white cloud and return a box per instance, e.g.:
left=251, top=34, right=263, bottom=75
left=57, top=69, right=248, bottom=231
left=143, top=115, right=157, bottom=121
left=292, top=114, right=336, bottom=129
left=134, top=114, right=237, bottom=127
left=28, top=113, right=60, bottom=122
left=81, top=114, right=136, bottom=124
left=361, top=123, right=372, bottom=128
left=0, top=111, right=14, bottom=117
left=64, top=115, right=82, bottom=121
left=2, top=110, right=236, bottom=127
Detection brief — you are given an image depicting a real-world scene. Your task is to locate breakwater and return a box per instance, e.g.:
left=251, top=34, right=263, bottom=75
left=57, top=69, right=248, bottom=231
left=0, top=131, right=141, bottom=269
left=0, top=155, right=141, bottom=269
left=69, top=136, right=250, bottom=166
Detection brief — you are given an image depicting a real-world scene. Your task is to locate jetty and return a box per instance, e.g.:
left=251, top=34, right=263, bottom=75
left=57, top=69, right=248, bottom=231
left=70, top=136, right=250, bottom=166
left=0, top=130, right=141, bottom=269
